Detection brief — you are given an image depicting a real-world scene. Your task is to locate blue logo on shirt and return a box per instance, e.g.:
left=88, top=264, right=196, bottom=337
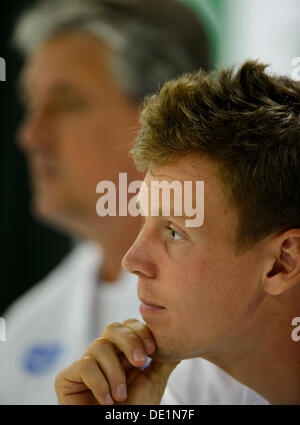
left=22, top=343, right=64, bottom=374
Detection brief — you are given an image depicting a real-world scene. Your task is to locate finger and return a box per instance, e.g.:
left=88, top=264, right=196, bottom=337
left=55, top=356, right=114, bottom=405
left=119, top=352, right=134, bottom=371
left=124, top=360, right=181, bottom=405
left=78, top=356, right=115, bottom=405
left=84, top=338, right=128, bottom=402
left=102, top=322, right=148, bottom=368
left=122, top=318, right=156, bottom=355
left=142, top=360, right=180, bottom=402
left=55, top=363, right=90, bottom=405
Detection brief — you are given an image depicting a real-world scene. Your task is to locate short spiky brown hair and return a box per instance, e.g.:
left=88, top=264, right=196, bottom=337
left=131, top=60, right=300, bottom=252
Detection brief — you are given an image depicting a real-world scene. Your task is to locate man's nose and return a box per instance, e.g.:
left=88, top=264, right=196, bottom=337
left=17, top=109, right=53, bottom=153
left=122, top=229, right=157, bottom=279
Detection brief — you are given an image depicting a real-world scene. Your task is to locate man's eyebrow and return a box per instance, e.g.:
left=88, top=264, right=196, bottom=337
left=156, top=207, right=191, bottom=221
left=46, top=83, right=85, bottom=97
left=136, top=199, right=196, bottom=222
left=17, top=77, right=85, bottom=102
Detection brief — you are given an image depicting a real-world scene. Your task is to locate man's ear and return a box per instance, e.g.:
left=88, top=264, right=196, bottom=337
left=264, top=231, right=300, bottom=296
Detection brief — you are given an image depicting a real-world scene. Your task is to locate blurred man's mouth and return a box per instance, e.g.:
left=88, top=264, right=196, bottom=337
left=30, top=158, right=59, bottom=182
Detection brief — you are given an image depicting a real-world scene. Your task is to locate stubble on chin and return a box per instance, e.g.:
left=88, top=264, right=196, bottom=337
left=148, top=332, right=185, bottom=363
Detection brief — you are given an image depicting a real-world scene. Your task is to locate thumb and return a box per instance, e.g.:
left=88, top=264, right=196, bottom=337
left=145, top=359, right=180, bottom=400
left=123, top=359, right=180, bottom=405
left=147, top=359, right=180, bottom=386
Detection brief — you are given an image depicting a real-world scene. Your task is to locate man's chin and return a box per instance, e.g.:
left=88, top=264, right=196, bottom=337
left=30, top=195, right=70, bottom=230
left=31, top=195, right=57, bottom=221
left=31, top=195, right=88, bottom=238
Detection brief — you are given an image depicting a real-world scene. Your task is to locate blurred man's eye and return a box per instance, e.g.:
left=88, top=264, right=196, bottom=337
left=50, top=96, right=88, bottom=112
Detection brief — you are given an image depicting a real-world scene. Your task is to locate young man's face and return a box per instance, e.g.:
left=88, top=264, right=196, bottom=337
left=17, top=33, right=140, bottom=229
left=122, top=154, right=268, bottom=362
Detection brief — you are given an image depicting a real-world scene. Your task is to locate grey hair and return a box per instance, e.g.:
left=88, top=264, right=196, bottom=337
left=13, top=0, right=210, bottom=103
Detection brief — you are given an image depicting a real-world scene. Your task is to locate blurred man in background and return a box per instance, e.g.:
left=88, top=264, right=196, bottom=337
left=0, top=0, right=266, bottom=405
left=0, top=0, right=211, bottom=404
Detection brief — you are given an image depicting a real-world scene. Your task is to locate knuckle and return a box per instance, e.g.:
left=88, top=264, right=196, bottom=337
left=105, top=321, right=122, bottom=332
left=123, top=331, right=141, bottom=346
left=79, top=355, right=93, bottom=371
left=93, top=337, right=111, bottom=350
left=123, top=319, right=149, bottom=336
left=122, top=318, right=139, bottom=326
left=54, top=371, right=63, bottom=389
left=130, top=334, right=141, bottom=345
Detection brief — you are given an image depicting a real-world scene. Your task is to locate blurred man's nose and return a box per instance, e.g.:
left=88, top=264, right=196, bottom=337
left=122, top=229, right=157, bottom=279
left=17, top=109, right=53, bottom=153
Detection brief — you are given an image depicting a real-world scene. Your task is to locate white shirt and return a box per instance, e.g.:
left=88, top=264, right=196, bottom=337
left=0, top=241, right=141, bottom=404
left=161, top=358, right=269, bottom=405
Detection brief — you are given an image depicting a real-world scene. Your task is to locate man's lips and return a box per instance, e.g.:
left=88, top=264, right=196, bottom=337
left=139, top=297, right=166, bottom=313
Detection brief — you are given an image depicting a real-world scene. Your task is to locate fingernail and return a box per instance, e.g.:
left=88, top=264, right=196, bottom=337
left=105, top=393, right=114, bottom=404
left=116, top=384, right=127, bottom=399
left=133, top=349, right=146, bottom=363
left=143, top=338, right=155, bottom=353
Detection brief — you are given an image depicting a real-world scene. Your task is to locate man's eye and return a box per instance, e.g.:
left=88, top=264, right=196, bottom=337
left=165, top=226, right=184, bottom=241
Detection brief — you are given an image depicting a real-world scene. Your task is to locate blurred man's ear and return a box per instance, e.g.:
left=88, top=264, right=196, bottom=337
left=263, top=230, right=300, bottom=295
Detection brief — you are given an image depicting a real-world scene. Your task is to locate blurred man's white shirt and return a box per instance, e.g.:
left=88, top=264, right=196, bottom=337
left=0, top=241, right=141, bottom=404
